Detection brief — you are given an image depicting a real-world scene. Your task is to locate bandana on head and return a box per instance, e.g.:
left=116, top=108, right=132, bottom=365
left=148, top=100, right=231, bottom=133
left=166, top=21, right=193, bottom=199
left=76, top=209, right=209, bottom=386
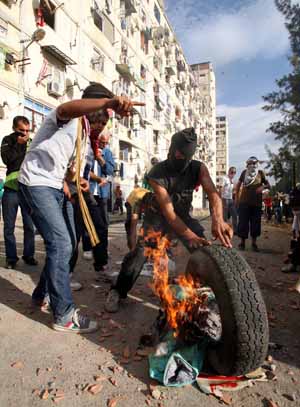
left=244, top=156, right=259, bottom=187
left=167, top=128, right=197, bottom=173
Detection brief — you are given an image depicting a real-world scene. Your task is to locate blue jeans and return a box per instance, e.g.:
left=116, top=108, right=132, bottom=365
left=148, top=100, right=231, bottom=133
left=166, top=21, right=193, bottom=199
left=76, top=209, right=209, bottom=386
left=18, top=183, right=76, bottom=321
left=2, top=188, right=35, bottom=262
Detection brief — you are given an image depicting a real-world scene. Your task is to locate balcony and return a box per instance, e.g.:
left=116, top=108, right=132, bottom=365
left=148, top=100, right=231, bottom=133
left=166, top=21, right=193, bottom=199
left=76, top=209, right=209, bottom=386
left=177, top=60, right=186, bottom=72
left=124, top=0, right=137, bottom=16
left=165, top=65, right=176, bottom=76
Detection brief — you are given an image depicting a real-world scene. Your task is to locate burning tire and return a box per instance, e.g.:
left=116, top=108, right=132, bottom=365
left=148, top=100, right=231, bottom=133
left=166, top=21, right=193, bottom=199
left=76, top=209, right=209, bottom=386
left=185, top=245, right=269, bottom=376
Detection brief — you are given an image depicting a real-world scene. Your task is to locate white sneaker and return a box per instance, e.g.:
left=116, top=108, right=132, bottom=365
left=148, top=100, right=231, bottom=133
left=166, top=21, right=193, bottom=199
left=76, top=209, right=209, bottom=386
left=141, top=262, right=153, bottom=277
left=70, top=274, right=82, bottom=291
left=83, top=251, right=93, bottom=260
left=53, top=309, right=98, bottom=333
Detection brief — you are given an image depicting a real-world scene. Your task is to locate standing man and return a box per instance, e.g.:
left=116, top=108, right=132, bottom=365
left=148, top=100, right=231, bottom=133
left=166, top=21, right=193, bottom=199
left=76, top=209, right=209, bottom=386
left=219, top=166, right=238, bottom=235
left=18, top=83, right=142, bottom=333
left=83, top=126, right=115, bottom=272
left=1, top=116, right=37, bottom=269
left=235, top=157, right=270, bottom=251
left=113, top=185, right=124, bottom=214
left=105, top=128, right=233, bottom=313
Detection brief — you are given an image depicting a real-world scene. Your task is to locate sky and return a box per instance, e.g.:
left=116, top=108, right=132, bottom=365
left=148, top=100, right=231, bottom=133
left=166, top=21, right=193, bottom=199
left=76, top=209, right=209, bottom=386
left=165, top=0, right=294, bottom=178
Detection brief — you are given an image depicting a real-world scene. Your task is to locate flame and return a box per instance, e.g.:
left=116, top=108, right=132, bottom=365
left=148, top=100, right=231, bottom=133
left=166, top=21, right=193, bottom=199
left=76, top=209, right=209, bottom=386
left=144, top=229, right=202, bottom=336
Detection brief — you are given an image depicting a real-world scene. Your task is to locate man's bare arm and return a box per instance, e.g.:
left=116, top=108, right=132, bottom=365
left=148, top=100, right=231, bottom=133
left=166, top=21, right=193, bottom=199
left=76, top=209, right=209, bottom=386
left=200, top=164, right=233, bottom=248
left=149, top=180, right=209, bottom=248
left=57, top=96, right=145, bottom=121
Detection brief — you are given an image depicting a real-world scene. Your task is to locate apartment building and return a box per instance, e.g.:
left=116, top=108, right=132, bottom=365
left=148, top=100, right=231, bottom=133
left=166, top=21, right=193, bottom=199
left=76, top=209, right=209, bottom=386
left=190, top=62, right=217, bottom=208
left=216, top=115, right=229, bottom=186
left=0, top=0, right=217, bottom=208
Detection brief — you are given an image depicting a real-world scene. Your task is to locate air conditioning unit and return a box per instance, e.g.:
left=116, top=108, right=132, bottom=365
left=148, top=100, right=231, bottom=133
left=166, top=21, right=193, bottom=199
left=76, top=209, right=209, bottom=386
left=47, top=67, right=65, bottom=97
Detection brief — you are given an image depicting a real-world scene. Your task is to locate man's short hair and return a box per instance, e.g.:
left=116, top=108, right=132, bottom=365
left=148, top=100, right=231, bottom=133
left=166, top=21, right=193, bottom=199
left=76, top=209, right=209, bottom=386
left=13, top=116, right=30, bottom=128
left=82, top=82, right=113, bottom=99
left=229, top=166, right=236, bottom=172
left=86, top=110, right=109, bottom=124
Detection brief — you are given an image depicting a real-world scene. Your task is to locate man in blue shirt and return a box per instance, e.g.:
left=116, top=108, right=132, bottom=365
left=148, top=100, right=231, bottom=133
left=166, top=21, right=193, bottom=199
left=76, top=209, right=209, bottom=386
left=84, top=130, right=115, bottom=272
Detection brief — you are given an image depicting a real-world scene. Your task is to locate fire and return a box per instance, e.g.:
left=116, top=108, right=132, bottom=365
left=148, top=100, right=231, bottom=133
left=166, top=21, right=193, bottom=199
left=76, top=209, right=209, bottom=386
left=144, top=229, right=203, bottom=336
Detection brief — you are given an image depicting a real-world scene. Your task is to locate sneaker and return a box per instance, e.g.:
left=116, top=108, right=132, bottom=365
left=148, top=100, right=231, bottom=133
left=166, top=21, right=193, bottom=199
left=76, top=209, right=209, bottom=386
left=105, top=289, right=120, bottom=313
left=83, top=251, right=93, bottom=260
left=5, top=260, right=17, bottom=269
left=251, top=244, right=260, bottom=252
left=22, top=256, right=38, bottom=266
left=281, top=264, right=298, bottom=273
left=32, top=295, right=51, bottom=314
left=95, top=264, right=111, bottom=277
left=70, top=279, right=82, bottom=291
left=52, top=309, right=98, bottom=333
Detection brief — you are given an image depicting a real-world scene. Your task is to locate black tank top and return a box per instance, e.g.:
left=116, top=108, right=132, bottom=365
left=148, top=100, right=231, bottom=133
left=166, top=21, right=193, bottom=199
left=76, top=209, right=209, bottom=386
left=147, top=160, right=202, bottom=218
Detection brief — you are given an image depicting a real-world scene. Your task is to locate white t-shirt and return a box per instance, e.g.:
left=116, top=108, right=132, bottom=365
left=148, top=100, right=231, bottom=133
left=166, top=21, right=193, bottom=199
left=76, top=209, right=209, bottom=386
left=221, top=175, right=234, bottom=200
left=19, top=110, right=78, bottom=190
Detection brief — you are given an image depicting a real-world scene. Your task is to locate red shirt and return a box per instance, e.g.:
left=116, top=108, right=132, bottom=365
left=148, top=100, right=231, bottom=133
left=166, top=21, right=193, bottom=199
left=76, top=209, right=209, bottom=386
left=264, top=197, right=272, bottom=208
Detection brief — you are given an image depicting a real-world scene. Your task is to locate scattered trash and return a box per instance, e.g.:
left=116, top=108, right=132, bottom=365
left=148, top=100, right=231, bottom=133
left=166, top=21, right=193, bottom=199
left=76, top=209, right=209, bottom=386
left=264, top=399, right=279, bottom=407
left=40, top=389, right=49, bottom=400
left=283, top=393, right=297, bottom=401
left=151, top=389, right=161, bottom=400
left=107, top=397, right=120, bottom=407
left=87, top=383, right=103, bottom=395
left=196, top=370, right=267, bottom=399
left=11, top=361, right=24, bottom=369
left=109, top=378, right=118, bottom=387
left=94, top=375, right=106, bottom=382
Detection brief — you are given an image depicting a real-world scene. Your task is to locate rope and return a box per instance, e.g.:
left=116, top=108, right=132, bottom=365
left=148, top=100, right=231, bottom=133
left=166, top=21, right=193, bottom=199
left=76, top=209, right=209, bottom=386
left=75, top=118, right=100, bottom=247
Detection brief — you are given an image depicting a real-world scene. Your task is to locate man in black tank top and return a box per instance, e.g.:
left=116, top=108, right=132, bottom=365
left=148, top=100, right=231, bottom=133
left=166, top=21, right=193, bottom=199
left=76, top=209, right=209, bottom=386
left=105, top=128, right=233, bottom=313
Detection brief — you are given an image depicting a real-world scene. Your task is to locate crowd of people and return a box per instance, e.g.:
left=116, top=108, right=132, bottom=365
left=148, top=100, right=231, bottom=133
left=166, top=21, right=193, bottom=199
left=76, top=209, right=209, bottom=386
left=0, top=83, right=299, bottom=335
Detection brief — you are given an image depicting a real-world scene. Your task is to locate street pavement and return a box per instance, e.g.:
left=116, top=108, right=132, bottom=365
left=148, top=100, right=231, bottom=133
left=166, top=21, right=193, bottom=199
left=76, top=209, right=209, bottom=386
left=0, top=218, right=300, bottom=406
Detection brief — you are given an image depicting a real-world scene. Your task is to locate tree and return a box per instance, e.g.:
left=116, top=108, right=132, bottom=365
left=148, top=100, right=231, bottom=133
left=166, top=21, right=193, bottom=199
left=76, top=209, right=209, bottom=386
left=263, top=0, right=300, bottom=187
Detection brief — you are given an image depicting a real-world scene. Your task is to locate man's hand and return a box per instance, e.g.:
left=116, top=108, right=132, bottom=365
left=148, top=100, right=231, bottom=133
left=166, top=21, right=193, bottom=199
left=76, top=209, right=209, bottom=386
left=98, top=178, right=108, bottom=187
left=80, top=178, right=89, bottom=192
left=211, top=219, right=233, bottom=248
left=108, top=96, right=145, bottom=118
left=63, top=181, right=72, bottom=200
left=17, top=134, right=29, bottom=144
left=185, top=231, right=211, bottom=249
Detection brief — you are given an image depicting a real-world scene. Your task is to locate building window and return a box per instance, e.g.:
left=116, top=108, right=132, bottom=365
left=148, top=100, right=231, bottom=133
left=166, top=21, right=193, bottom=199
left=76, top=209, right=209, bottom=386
left=153, top=130, right=159, bottom=145
left=90, top=47, right=105, bottom=73
left=119, top=141, right=132, bottom=162
left=154, top=3, right=161, bottom=23
left=24, top=99, right=51, bottom=133
left=0, top=17, right=8, bottom=38
left=92, top=3, right=103, bottom=31
left=0, top=0, right=14, bottom=7
left=103, top=13, right=114, bottom=43
left=40, top=0, right=56, bottom=30
left=92, top=2, right=115, bottom=43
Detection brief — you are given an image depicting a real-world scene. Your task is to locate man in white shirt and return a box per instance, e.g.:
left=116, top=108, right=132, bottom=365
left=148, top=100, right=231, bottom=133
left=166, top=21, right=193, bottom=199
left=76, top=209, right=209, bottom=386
left=219, top=167, right=238, bottom=234
left=18, top=83, right=142, bottom=334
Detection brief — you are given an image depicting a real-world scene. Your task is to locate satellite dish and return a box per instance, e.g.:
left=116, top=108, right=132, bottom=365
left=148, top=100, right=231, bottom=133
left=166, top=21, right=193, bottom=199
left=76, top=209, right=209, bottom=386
left=32, top=28, right=46, bottom=42
left=24, top=28, right=46, bottom=50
